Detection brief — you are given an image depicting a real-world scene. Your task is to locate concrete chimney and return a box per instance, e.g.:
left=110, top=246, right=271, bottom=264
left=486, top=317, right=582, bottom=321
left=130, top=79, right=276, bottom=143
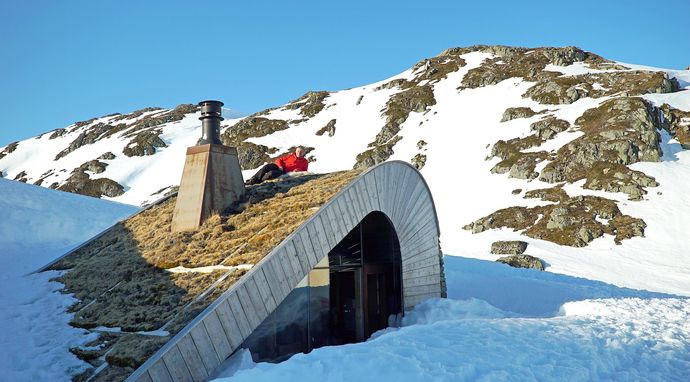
left=171, top=100, right=245, bottom=232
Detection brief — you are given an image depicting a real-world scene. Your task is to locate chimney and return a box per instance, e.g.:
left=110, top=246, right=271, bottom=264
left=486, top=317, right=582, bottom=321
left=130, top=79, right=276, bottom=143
left=171, top=100, right=245, bottom=232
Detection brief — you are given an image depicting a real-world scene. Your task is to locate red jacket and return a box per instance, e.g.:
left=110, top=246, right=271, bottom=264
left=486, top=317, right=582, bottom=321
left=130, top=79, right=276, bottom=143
left=275, top=153, right=308, bottom=172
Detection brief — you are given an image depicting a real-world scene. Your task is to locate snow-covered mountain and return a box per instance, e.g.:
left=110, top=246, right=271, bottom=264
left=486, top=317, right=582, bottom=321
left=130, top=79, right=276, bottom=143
left=2, top=45, right=690, bottom=381
left=2, top=45, right=689, bottom=296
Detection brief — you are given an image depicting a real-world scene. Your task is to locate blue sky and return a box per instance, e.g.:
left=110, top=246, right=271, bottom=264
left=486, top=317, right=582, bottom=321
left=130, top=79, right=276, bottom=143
left=1, top=0, right=688, bottom=146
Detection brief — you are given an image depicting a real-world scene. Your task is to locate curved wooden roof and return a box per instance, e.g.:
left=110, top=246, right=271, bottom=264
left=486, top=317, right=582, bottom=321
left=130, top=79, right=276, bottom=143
left=127, top=161, right=444, bottom=382
left=43, top=161, right=443, bottom=382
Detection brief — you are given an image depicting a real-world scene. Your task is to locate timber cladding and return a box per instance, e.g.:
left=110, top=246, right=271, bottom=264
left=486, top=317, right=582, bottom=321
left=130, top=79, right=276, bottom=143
left=80, top=160, right=442, bottom=382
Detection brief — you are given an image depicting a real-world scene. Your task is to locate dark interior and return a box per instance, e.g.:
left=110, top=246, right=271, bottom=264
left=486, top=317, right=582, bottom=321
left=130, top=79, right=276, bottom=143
left=241, top=211, right=403, bottom=362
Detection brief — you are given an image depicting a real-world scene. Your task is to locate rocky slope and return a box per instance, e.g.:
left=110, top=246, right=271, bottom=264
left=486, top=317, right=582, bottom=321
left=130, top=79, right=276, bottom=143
left=2, top=45, right=690, bottom=294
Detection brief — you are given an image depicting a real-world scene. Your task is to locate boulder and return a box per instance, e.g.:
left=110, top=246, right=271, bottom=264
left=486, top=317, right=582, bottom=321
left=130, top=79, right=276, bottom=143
left=80, top=160, right=107, bottom=174
left=122, top=131, right=167, bottom=157
left=58, top=170, right=125, bottom=198
left=496, top=254, right=545, bottom=271
left=316, top=119, right=337, bottom=137
left=99, top=152, right=116, bottom=160
left=540, top=46, right=586, bottom=66
left=236, top=141, right=276, bottom=170
left=546, top=206, right=574, bottom=230
left=501, top=107, right=538, bottom=122
left=530, top=117, right=570, bottom=140
left=490, top=240, right=528, bottom=255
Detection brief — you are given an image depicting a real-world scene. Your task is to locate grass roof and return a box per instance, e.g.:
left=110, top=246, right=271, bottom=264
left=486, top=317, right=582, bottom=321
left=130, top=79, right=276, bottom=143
left=48, top=169, right=362, bottom=381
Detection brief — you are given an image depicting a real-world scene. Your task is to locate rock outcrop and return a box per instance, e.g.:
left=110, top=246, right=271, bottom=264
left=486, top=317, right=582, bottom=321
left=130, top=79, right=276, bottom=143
left=286, top=91, right=330, bottom=119
left=355, top=84, right=436, bottom=169
left=465, top=186, right=646, bottom=247
left=540, top=98, right=661, bottom=200
left=658, top=103, right=690, bottom=149
left=58, top=160, right=124, bottom=198
left=0, top=141, right=18, bottom=160
left=316, top=119, right=337, bottom=137
left=459, top=46, right=611, bottom=90
left=501, top=107, right=541, bottom=122
left=122, top=131, right=167, bottom=157
left=496, top=254, right=544, bottom=271
left=491, top=241, right=528, bottom=255
left=524, top=71, right=678, bottom=105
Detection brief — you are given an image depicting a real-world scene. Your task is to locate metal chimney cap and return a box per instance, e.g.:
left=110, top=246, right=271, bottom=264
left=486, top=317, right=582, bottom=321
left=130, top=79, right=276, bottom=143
left=197, top=100, right=224, bottom=145
left=198, top=100, right=224, bottom=107
left=198, top=100, right=224, bottom=121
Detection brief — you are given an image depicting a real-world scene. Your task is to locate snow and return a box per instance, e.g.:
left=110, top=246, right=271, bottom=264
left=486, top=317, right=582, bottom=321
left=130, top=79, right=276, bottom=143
left=213, top=257, right=689, bottom=382
left=1, top=50, right=690, bottom=380
left=210, top=53, right=690, bottom=381
left=0, top=178, right=138, bottom=381
left=241, top=52, right=690, bottom=296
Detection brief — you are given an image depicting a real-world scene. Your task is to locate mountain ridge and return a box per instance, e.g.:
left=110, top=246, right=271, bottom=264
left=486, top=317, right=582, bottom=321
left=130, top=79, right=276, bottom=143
left=2, top=44, right=690, bottom=294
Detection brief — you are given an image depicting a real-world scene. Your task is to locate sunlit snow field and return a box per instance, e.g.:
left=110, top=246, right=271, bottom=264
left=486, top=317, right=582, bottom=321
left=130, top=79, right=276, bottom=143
left=0, top=178, right=139, bottom=381
left=1, top=52, right=690, bottom=381
left=213, top=257, right=689, bottom=381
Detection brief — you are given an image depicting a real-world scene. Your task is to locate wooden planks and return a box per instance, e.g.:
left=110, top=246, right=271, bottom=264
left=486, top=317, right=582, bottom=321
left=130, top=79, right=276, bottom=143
left=133, top=372, right=154, bottom=382
left=215, top=300, right=245, bottom=348
left=162, top=346, right=193, bottom=382
left=147, top=360, right=173, bottom=382
left=203, top=311, right=233, bottom=361
left=189, top=325, right=221, bottom=376
left=176, top=336, right=208, bottom=381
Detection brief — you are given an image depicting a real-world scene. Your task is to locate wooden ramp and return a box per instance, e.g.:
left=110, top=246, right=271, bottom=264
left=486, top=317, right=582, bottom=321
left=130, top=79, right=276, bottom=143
left=127, top=160, right=445, bottom=382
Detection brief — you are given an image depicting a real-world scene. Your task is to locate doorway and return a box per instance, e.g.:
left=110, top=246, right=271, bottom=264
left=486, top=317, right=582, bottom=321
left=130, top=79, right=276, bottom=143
left=328, top=211, right=402, bottom=345
left=240, top=211, right=402, bottom=362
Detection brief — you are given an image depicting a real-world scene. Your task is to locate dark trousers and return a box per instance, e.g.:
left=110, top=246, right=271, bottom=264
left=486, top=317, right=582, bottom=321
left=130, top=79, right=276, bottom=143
left=247, top=163, right=285, bottom=185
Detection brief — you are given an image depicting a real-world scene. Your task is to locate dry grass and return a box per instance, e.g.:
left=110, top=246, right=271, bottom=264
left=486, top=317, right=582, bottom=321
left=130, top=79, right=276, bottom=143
left=48, top=169, right=362, bottom=379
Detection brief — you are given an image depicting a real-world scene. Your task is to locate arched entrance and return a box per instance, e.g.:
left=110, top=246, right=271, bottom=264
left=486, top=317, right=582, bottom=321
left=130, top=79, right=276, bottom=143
left=242, top=211, right=403, bottom=362
left=328, top=211, right=403, bottom=344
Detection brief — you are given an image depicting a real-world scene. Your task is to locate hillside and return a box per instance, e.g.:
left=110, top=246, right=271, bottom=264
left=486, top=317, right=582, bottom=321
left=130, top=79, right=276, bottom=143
left=1, top=45, right=690, bottom=296
left=0, top=178, right=138, bottom=381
